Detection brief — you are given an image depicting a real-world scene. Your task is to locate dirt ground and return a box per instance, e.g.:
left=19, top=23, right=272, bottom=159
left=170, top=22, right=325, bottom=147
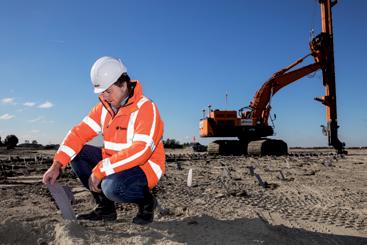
left=0, top=147, right=366, bottom=244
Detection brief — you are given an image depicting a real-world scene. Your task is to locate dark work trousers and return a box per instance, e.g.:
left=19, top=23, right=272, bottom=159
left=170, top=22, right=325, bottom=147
left=70, top=144, right=151, bottom=207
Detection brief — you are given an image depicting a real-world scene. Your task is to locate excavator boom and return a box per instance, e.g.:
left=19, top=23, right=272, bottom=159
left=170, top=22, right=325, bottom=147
left=251, top=58, right=321, bottom=125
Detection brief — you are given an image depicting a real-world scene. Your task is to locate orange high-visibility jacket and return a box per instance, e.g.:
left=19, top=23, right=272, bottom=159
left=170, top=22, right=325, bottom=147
left=54, top=80, right=165, bottom=189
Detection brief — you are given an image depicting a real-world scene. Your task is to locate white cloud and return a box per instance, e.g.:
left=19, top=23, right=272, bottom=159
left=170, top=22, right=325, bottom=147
left=0, top=113, right=15, bottom=120
left=50, top=39, right=65, bottom=44
left=1, top=98, right=16, bottom=105
left=29, top=116, right=43, bottom=123
left=24, top=102, right=36, bottom=107
left=28, top=116, right=54, bottom=124
left=31, top=129, right=40, bottom=134
left=38, top=101, right=54, bottom=109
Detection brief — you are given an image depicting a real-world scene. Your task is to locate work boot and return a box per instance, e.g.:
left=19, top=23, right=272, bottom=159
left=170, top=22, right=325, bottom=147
left=132, top=195, right=157, bottom=225
left=76, top=203, right=117, bottom=221
left=76, top=192, right=117, bottom=221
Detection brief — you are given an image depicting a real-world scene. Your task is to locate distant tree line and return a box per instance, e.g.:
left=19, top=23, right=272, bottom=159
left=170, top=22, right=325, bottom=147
left=0, top=134, right=209, bottom=150
left=0, top=134, right=19, bottom=149
left=163, top=138, right=183, bottom=149
left=0, top=134, right=59, bottom=150
left=163, top=138, right=199, bottom=149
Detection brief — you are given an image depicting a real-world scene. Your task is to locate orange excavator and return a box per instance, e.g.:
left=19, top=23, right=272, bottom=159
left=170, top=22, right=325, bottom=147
left=199, top=0, right=346, bottom=155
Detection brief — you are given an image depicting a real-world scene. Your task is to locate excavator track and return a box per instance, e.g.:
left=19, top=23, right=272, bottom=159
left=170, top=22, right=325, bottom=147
left=207, top=140, right=247, bottom=155
left=248, top=139, right=288, bottom=156
left=207, top=139, right=287, bottom=156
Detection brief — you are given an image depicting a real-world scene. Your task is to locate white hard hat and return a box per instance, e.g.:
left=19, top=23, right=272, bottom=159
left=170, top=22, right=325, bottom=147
left=90, top=56, right=128, bottom=93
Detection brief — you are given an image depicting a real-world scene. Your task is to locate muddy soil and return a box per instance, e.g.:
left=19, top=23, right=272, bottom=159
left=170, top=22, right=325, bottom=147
left=0, top=147, right=366, bottom=244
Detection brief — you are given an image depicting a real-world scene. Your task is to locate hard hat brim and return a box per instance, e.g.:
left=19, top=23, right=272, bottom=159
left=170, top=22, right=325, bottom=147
left=94, top=86, right=107, bottom=94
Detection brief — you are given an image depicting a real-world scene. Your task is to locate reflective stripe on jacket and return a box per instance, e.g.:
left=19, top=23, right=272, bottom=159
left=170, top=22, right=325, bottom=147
left=54, top=80, right=165, bottom=189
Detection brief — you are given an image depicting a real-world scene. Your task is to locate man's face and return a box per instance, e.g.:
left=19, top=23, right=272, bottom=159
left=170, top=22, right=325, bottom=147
left=101, top=82, right=129, bottom=108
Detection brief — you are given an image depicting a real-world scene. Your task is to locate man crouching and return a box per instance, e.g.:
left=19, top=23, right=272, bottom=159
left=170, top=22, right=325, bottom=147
left=43, top=56, right=165, bottom=225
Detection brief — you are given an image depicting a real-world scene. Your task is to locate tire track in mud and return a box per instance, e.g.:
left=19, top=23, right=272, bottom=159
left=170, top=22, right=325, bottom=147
left=163, top=183, right=367, bottom=234
left=244, top=190, right=366, bottom=233
left=159, top=153, right=367, bottom=236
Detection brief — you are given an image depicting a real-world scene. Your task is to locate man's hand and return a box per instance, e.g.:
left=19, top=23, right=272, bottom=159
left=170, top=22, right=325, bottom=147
left=89, top=173, right=102, bottom=193
left=42, top=160, right=62, bottom=185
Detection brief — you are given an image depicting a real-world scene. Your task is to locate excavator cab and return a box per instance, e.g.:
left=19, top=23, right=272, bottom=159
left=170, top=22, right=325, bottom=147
left=239, top=106, right=253, bottom=120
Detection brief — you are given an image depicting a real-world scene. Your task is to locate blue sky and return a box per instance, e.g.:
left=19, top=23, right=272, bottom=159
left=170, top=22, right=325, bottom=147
left=0, top=0, right=366, bottom=147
